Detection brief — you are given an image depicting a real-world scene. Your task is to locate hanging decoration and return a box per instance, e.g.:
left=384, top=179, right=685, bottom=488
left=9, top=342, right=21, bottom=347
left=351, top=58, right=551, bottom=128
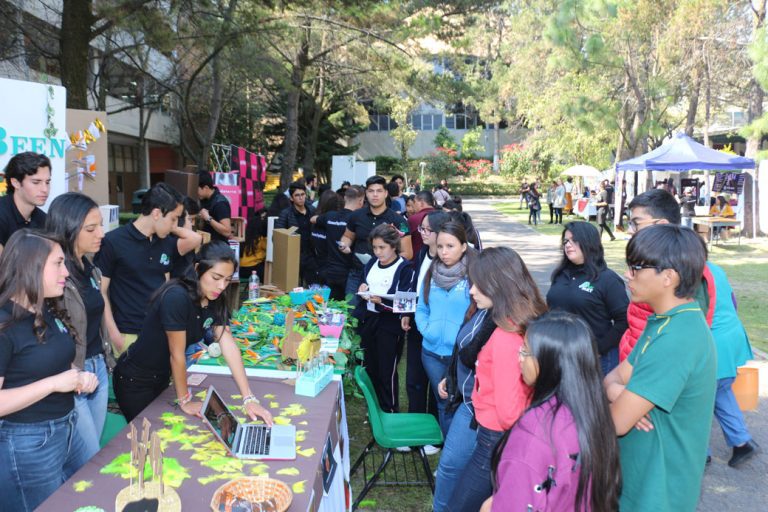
left=43, top=85, right=58, bottom=139
left=65, top=118, right=107, bottom=191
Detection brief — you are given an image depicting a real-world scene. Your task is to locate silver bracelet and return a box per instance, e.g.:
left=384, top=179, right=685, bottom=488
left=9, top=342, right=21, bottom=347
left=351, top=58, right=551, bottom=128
left=243, top=394, right=259, bottom=405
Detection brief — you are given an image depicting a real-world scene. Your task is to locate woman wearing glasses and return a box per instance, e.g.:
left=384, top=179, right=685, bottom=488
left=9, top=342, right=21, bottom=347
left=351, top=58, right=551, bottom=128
left=546, top=221, right=628, bottom=375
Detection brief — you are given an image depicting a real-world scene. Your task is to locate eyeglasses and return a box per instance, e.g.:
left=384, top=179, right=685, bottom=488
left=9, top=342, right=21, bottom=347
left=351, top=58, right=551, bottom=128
left=562, top=238, right=577, bottom=247
left=626, top=264, right=662, bottom=277
left=518, top=346, right=532, bottom=358
left=628, top=218, right=660, bottom=232
left=418, top=226, right=433, bottom=234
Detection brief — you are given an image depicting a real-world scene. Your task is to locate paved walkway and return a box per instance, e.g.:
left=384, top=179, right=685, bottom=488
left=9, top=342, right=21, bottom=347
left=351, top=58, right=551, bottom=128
left=463, top=198, right=767, bottom=512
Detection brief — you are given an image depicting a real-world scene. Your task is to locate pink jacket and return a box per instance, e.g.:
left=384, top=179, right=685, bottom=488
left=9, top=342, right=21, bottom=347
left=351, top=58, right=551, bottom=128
left=472, top=328, right=532, bottom=431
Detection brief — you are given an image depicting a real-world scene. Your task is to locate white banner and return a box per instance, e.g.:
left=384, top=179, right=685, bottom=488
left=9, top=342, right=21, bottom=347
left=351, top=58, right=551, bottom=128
left=0, top=77, right=67, bottom=209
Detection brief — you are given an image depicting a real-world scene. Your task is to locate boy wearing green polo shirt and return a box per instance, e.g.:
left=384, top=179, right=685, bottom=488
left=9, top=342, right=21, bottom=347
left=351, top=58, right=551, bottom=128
left=604, top=224, right=716, bottom=511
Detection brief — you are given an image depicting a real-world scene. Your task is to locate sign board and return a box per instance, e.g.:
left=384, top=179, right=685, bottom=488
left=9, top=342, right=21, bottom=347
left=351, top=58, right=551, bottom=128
left=0, top=78, right=67, bottom=209
left=331, top=155, right=377, bottom=190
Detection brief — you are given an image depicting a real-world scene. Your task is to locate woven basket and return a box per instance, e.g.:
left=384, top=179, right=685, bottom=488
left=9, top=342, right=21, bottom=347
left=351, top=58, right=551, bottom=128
left=210, top=477, right=293, bottom=512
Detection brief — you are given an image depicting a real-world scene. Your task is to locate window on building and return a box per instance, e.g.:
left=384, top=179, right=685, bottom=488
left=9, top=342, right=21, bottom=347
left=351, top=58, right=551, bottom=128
left=411, top=114, right=422, bottom=130
left=422, top=114, right=433, bottom=131
left=433, top=114, right=443, bottom=130
left=445, top=116, right=455, bottom=129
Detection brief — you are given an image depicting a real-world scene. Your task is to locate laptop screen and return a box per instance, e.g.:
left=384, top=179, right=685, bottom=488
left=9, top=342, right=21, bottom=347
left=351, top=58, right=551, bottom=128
left=203, top=388, right=238, bottom=449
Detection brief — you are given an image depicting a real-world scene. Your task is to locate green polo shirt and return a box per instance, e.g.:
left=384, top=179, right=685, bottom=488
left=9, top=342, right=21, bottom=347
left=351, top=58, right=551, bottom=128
left=619, top=302, right=716, bottom=512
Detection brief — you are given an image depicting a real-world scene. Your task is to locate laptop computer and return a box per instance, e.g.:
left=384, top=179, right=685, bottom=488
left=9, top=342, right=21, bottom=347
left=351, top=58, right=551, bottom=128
left=201, top=385, right=296, bottom=460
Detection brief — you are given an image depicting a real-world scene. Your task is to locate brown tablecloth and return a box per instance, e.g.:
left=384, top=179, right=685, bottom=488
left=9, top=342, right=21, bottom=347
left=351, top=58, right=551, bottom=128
left=39, top=374, right=344, bottom=511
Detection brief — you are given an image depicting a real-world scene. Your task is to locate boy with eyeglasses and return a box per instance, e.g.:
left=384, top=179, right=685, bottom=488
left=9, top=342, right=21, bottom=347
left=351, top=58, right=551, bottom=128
left=605, top=224, right=716, bottom=511
left=620, top=189, right=757, bottom=469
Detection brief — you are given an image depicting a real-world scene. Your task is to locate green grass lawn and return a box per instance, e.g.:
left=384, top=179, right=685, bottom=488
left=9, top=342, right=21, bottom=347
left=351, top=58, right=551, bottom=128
left=493, top=202, right=768, bottom=354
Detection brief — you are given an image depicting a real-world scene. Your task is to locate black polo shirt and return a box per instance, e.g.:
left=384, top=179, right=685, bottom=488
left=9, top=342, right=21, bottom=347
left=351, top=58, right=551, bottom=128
left=94, top=222, right=176, bottom=334
left=0, top=302, right=75, bottom=422
left=79, top=257, right=106, bottom=358
left=125, top=284, right=220, bottom=373
left=346, top=206, right=410, bottom=256
left=201, top=188, right=232, bottom=242
left=316, top=208, right=355, bottom=279
left=0, top=195, right=46, bottom=247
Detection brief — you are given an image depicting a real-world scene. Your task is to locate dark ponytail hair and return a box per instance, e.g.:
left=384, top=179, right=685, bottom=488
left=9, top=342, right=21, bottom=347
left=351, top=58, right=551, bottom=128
left=491, top=311, right=621, bottom=512
left=150, top=241, right=238, bottom=339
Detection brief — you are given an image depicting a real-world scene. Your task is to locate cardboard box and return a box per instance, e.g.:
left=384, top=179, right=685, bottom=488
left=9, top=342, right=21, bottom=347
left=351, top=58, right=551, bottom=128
left=230, top=216, right=245, bottom=242
left=271, top=227, right=301, bottom=292
left=164, top=169, right=199, bottom=198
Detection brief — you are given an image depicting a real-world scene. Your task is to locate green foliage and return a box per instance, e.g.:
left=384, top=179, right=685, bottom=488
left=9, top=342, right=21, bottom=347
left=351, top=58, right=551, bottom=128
left=425, top=148, right=459, bottom=183
left=460, top=127, right=485, bottom=159
left=372, top=156, right=401, bottom=175
left=499, top=141, right=554, bottom=184
left=433, top=126, right=458, bottom=150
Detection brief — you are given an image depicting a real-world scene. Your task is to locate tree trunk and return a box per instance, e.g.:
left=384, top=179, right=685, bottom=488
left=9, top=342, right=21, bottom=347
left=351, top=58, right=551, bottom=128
left=280, top=22, right=311, bottom=192
left=60, top=0, right=93, bottom=109
left=684, top=67, right=701, bottom=136
left=197, top=53, right=225, bottom=172
left=301, top=73, right=325, bottom=176
left=744, top=0, right=766, bottom=237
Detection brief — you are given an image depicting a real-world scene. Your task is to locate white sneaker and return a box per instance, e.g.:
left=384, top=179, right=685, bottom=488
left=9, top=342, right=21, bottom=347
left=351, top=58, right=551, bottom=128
left=396, top=446, right=411, bottom=453
left=423, top=444, right=441, bottom=456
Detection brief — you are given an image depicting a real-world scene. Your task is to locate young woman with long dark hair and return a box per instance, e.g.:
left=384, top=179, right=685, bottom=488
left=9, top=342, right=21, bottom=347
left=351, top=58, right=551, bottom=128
left=447, top=246, right=547, bottom=512
left=415, top=222, right=473, bottom=436
left=46, top=192, right=110, bottom=463
left=113, top=241, right=272, bottom=425
left=0, top=229, right=99, bottom=511
left=481, top=311, right=622, bottom=512
left=546, top=221, right=628, bottom=375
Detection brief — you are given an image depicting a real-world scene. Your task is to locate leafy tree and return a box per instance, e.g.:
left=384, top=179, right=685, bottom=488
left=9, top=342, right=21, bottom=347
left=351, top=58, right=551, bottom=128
left=433, top=126, right=458, bottom=150
left=460, top=126, right=484, bottom=159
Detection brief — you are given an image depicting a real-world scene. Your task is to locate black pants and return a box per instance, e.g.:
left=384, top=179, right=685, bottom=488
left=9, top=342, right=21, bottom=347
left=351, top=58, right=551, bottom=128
left=405, top=326, right=438, bottom=419
left=324, top=271, right=348, bottom=302
left=113, top=354, right=171, bottom=423
left=548, top=203, right=554, bottom=223
left=553, top=207, right=563, bottom=224
left=359, top=314, right=405, bottom=413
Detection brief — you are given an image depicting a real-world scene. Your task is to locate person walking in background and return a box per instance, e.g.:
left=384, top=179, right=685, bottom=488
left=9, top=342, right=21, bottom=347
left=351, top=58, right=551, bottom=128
left=481, top=311, right=621, bottom=512
left=415, top=222, right=473, bottom=436
left=433, top=183, right=451, bottom=208
left=518, top=180, right=530, bottom=210
left=546, top=181, right=556, bottom=224
left=546, top=221, right=628, bottom=375
left=526, top=183, right=541, bottom=225
left=596, top=180, right=616, bottom=241
left=680, top=187, right=697, bottom=230
left=564, top=176, right=574, bottom=214
left=448, top=247, right=547, bottom=512
left=0, top=230, right=99, bottom=511
left=0, top=152, right=51, bottom=255
left=553, top=178, right=566, bottom=224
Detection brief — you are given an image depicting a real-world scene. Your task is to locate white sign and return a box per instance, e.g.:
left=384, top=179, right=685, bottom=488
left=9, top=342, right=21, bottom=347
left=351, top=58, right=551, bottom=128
left=0, top=78, right=67, bottom=209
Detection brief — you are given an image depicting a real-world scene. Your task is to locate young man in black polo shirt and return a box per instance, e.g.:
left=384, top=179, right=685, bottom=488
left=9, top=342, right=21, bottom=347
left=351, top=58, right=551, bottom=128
left=314, top=185, right=365, bottom=300
left=339, top=175, right=412, bottom=298
left=95, top=183, right=187, bottom=356
left=197, top=171, right=232, bottom=242
left=276, top=181, right=317, bottom=285
left=0, top=152, right=51, bottom=254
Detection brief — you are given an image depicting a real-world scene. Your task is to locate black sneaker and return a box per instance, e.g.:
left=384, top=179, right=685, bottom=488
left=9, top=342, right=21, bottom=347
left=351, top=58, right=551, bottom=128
left=728, top=440, right=759, bottom=468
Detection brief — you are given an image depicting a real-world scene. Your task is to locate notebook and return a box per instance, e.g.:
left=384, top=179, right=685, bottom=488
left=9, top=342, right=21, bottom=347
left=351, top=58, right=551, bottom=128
left=201, top=385, right=296, bottom=460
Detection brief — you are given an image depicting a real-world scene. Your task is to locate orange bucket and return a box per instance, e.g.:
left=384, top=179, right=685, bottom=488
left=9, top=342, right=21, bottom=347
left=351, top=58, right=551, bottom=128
left=731, top=367, right=759, bottom=411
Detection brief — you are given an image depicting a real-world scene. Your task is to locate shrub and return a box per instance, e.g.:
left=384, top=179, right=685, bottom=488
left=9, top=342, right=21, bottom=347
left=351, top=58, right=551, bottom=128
left=433, top=126, right=458, bottom=150
left=460, top=127, right=485, bottom=159
left=372, top=155, right=401, bottom=175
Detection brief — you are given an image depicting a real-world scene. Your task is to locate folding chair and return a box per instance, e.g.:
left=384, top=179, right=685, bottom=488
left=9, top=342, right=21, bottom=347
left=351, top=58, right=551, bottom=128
left=351, top=366, right=443, bottom=510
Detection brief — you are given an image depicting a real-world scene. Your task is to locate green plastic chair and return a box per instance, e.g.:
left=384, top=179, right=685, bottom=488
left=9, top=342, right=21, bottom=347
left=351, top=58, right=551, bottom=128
left=351, top=366, right=443, bottom=510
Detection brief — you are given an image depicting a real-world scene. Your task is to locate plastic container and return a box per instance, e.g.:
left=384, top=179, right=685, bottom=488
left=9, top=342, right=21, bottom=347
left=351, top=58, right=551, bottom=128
left=732, top=366, right=759, bottom=411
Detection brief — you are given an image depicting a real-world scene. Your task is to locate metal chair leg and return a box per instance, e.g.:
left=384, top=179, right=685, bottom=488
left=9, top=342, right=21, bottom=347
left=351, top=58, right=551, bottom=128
left=353, top=448, right=393, bottom=510
left=351, top=439, right=375, bottom=476
left=418, top=447, right=435, bottom=493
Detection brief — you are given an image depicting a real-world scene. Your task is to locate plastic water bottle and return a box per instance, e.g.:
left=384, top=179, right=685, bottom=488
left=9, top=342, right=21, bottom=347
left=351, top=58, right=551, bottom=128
left=248, top=271, right=260, bottom=300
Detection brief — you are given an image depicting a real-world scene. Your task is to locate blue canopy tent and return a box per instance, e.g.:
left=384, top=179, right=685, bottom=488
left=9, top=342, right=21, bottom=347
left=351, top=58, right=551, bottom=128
left=616, top=133, right=755, bottom=172
left=615, top=133, right=756, bottom=235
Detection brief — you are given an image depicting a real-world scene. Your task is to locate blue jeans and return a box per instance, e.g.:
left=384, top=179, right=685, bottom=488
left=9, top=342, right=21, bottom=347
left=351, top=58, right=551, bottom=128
left=714, top=377, right=752, bottom=447
left=600, top=347, right=619, bottom=376
left=433, top=404, right=478, bottom=512
left=447, top=425, right=504, bottom=512
left=421, top=348, right=453, bottom=436
left=0, top=409, right=87, bottom=511
left=74, top=353, right=109, bottom=459
left=345, top=268, right=363, bottom=307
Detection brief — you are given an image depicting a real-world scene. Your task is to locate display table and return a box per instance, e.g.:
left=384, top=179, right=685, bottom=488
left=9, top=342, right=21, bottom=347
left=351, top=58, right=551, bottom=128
left=692, top=216, right=742, bottom=249
left=575, top=198, right=597, bottom=219
left=39, top=374, right=351, bottom=512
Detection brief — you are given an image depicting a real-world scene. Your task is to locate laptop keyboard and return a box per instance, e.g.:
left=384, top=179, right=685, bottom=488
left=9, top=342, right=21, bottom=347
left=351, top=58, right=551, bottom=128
left=242, top=426, right=271, bottom=455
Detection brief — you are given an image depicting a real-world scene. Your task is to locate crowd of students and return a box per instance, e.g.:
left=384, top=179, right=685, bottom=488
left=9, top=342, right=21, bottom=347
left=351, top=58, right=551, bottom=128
left=0, top=150, right=758, bottom=511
